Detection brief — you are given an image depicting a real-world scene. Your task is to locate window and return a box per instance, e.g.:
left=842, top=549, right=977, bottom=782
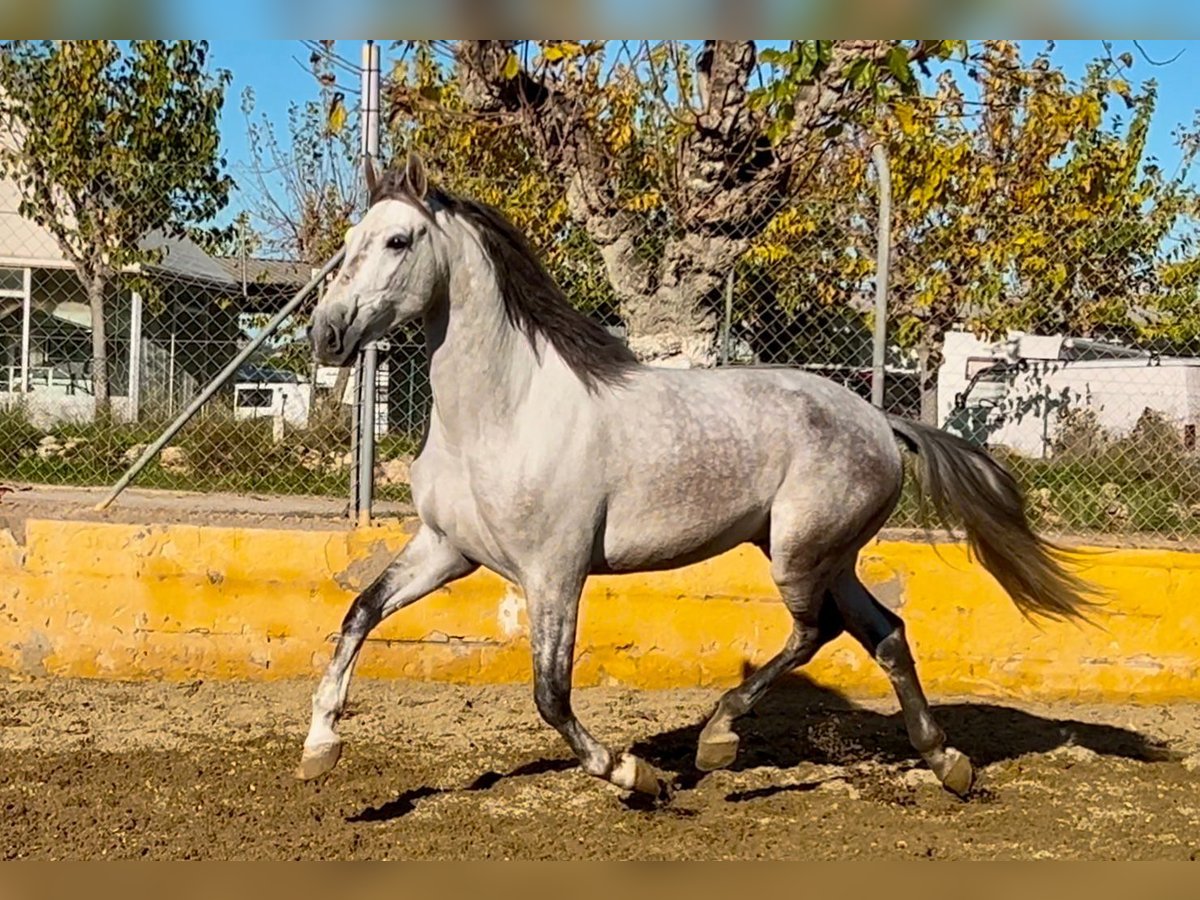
left=236, top=387, right=274, bottom=410
left=0, top=267, right=26, bottom=297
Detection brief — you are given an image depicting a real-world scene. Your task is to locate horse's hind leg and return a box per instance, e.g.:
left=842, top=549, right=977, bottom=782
left=296, top=525, right=476, bottom=780
left=696, top=548, right=845, bottom=772
left=831, top=569, right=975, bottom=797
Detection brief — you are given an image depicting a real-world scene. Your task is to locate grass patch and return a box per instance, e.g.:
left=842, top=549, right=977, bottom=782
left=0, top=402, right=416, bottom=503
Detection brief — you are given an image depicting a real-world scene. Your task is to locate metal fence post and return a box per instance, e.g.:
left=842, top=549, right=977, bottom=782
left=719, top=268, right=734, bottom=366
left=870, top=142, right=892, bottom=410
left=351, top=38, right=382, bottom=527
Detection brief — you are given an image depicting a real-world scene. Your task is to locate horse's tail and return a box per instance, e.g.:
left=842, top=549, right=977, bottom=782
left=887, top=415, right=1099, bottom=623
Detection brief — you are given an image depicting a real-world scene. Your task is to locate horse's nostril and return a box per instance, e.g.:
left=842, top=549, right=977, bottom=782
left=311, top=319, right=344, bottom=360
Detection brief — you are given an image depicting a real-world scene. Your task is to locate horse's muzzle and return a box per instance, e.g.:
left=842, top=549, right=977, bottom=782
left=310, top=308, right=354, bottom=366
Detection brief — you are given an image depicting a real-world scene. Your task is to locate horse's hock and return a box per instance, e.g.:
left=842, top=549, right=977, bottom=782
left=1, top=512, right=1198, bottom=701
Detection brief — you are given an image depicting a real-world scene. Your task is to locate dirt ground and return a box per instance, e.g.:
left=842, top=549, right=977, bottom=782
left=0, top=483, right=415, bottom=536
left=1, top=676, right=1199, bottom=860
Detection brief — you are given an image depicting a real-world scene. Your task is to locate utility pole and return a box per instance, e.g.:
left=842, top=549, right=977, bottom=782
left=351, top=39, right=381, bottom=526
left=870, top=143, right=892, bottom=410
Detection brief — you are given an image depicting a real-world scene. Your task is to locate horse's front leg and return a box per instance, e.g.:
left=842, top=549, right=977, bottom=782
left=524, top=570, right=672, bottom=802
left=296, top=524, right=476, bottom=779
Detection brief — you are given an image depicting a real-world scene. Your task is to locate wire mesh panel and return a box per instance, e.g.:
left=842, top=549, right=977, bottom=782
left=6, top=159, right=1200, bottom=542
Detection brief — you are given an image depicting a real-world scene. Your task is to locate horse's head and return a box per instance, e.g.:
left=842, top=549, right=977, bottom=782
left=310, top=153, right=445, bottom=366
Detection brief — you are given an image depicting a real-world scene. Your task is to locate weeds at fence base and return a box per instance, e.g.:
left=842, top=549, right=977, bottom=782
left=0, top=404, right=416, bottom=504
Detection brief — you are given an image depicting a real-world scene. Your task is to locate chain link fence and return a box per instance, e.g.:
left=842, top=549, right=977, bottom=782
left=0, top=184, right=370, bottom=501
left=3, top=140, right=1200, bottom=542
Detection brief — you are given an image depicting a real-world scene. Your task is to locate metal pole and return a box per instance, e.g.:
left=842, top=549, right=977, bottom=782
left=168, top=330, right=176, bottom=415
left=93, top=248, right=345, bottom=511
left=352, top=39, right=382, bottom=526
left=349, top=357, right=361, bottom=513
left=19, top=266, right=31, bottom=393
left=870, top=142, right=892, bottom=410
left=720, top=268, right=734, bottom=366
left=128, top=290, right=143, bottom=421
left=358, top=344, right=377, bottom=527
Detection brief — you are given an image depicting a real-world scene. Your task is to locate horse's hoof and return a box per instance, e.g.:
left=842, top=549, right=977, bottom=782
left=615, top=753, right=673, bottom=804
left=295, top=740, right=342, bottom=780
left=929, top=747, right=974, bottom=798
left=695, top=731, right=740, bottom=772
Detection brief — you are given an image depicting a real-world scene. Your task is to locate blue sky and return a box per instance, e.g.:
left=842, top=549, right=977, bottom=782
left=204, top=39, right=1200, bottom=229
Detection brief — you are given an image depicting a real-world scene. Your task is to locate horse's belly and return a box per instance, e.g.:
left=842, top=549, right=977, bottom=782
left=596, top=499, right=769, bottom=573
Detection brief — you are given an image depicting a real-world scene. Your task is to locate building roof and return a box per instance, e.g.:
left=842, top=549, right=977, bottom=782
left=138, top=229, right=238, bottom=286
left=0, top=177, right=238, bottom=286
left=217, top=256, right=316, bottom=289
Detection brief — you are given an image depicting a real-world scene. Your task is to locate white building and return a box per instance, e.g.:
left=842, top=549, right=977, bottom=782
left=938, top=329, right=1200, bottom=458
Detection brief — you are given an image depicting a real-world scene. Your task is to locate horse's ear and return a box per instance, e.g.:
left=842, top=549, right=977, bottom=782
left=403, top=152, right=428, bottom=201
left=364, top=154, right=379, bottom=200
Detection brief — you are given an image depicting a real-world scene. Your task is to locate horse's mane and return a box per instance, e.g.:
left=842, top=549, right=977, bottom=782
left=370, top=170, right=637, bottom=390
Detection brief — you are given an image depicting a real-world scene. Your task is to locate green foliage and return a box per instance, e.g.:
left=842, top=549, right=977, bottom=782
left=892, top=405, right=1200, bottom=538
left=0, top=41, right=232, bottom=407
left=0, top=404, right=414, bottom=504
left=0, top=41, right=232, bottom=273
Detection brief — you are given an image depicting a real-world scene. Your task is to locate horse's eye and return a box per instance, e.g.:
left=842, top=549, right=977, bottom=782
left=386, top=233, right=411, bottom=251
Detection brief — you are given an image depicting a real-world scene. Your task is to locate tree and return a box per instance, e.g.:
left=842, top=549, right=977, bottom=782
left=0, top=40, right=232, bottom=415
left=386, top=40, right=962, bottom=366
left=238, top=49, right=374, bottom=423
left=240, top=55, right=363, bottom=266
left=386, top=42, right=616, bottom=320
left=877, top=40, right=1200, bottom=421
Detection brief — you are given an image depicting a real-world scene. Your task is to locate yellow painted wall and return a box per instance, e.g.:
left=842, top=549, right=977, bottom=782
left=1, top=518, right=1197, bottom=701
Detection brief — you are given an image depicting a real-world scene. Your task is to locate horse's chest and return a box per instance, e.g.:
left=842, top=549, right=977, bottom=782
left=409, top=454, right=539, bottom=573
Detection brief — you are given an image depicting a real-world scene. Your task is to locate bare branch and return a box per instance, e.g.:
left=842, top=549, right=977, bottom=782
left=1133, top=40, right=1185, bottom=67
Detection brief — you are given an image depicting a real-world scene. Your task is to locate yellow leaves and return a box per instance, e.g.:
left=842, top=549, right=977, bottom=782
left=541, top=41, right=583, bottom=63
left=326, top=92, right=347, bottom=136
left=893, top=102, right=915, bottom=135
left=1109, top=78, right=1133, bottom=107
left=1022, top=254, right=1048, bottom=274
left=623, top=189, right=660, bottom=212
left=762, top=208, right=819, bottom=241
left=608, top=121, right=633, bottom=152
left=502, top=53, right=519, bottom=80
left=747, top=243, right=791, bottom=265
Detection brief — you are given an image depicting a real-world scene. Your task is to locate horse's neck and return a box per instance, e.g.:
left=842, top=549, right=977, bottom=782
left=423, top=247, right=540, bottom=445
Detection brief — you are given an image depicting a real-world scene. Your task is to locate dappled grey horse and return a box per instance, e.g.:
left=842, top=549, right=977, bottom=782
left=298, top=153, right=1095, bottom=801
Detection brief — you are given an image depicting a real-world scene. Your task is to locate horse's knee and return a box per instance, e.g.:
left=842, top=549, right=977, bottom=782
left=338, top=590, right=383, bottom=635
left=875, top=624, right=913, bottom=672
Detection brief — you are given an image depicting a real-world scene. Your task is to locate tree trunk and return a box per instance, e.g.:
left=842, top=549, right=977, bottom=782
left=594, top=228, right=747, bottom=368
left=85, top=270, right=110, bottom=420
left=916, top=341, right=940, bottom=425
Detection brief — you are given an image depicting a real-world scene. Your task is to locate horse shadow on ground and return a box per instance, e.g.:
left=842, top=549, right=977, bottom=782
left=349, top=667, right=1179, bottom=822
left=629, top=669, right=1180, bottom=798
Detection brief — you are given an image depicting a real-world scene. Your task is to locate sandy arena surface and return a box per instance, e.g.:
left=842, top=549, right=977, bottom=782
left=1, top=675, right=1199, bottom=860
